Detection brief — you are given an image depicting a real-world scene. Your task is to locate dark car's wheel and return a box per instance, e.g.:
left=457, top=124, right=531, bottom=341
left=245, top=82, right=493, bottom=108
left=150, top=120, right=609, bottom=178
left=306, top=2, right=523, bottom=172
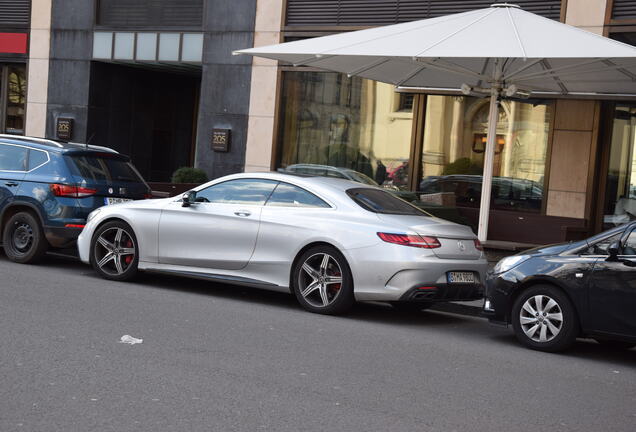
left=90, top=220, right=138, bottom=281
left=390, top=302, right=433, bottom=314
left=292, top=245, right=354, bottom=315
left=594, top=339, right=636, bottom=350
left=512, top=284, right=578, bottom=352
left=2, top=211, right=48, bottom=264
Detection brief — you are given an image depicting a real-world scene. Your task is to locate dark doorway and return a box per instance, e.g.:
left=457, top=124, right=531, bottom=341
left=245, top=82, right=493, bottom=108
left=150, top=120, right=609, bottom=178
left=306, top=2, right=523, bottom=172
left=87, top=62, right=199, bottom=182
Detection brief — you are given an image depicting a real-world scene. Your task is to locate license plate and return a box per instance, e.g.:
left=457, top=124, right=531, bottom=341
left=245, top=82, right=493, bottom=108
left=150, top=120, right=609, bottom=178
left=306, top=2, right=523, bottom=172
left=104, top=197, right=132, bottom=205
left=447, top=272, right=476, bottom=284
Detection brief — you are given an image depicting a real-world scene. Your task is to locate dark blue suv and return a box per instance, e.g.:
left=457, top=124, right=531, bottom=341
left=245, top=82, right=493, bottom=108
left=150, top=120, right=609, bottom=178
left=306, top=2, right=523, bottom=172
left=0, top=135, right=151, bottom=263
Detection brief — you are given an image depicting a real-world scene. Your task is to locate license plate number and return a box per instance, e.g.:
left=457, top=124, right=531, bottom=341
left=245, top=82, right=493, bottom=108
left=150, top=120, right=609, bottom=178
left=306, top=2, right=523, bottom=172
left=104, top=197, right=132, bottom=205
left=447, top=272, right=476, bottom=284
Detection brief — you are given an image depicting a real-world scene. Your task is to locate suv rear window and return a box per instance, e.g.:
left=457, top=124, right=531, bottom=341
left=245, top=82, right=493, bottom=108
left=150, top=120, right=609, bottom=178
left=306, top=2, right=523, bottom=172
left=66, top=154, right=144, bottom=183
left=347, top=188, right=426, bottom=215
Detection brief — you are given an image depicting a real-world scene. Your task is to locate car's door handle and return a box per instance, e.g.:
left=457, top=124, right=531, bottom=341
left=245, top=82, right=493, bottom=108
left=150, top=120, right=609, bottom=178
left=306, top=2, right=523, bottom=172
left=5, top=182, right=18, bottom=187
left=234, top=210, right=251, bottom=217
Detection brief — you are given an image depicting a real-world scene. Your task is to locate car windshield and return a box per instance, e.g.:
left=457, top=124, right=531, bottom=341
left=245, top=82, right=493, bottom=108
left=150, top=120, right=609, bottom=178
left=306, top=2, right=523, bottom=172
left=347, top=187, right=427, bottom=215
left=66, top=154, right=144, bottom=183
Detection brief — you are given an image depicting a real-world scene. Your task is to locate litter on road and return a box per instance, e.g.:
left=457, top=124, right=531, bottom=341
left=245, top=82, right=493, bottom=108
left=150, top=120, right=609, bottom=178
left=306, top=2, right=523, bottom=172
left=119, top=335, right=143, bottom=345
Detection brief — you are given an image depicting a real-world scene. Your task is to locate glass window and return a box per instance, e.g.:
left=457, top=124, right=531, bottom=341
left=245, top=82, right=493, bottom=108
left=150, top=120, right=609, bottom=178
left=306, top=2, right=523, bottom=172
left=28, top=149, right=48, bottom=170
left=347, top=188, right=428, bottom=216
left=114, top=32, right=135, bottom=60
left=136, top=33, right=157, bottom=61
left=6, top=66, right=26, bottom=135
left=181, top=33, right=203, bottom=62
left=603, top=104, right=636, bottom=229
left=266, top=182, right=329, bottom=208
left=66, top=155, right=144, bottom=183
left=158, top=33, right=180, bottom=61
left=196, top=179, right=278, bottom=205
left=415, top=95, right=550, bottom=229
left=93, top=32, right=113, bottom=59
left=0, top=144, right=27, bottom=171
left=277, top=72, right=415, bottom=190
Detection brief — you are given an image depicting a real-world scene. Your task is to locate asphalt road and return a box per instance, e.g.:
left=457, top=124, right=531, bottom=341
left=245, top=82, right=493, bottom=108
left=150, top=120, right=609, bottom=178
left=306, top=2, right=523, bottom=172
left=1, top=253, right=634, bottom=432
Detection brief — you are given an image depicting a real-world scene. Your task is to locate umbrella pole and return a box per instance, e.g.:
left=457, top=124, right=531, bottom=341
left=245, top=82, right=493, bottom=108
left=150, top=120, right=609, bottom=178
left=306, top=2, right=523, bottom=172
left=477, top=86, right=500, bottom=242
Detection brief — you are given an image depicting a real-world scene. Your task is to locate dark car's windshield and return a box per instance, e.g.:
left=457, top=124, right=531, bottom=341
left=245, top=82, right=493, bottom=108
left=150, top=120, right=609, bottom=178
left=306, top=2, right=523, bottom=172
left=66, top=154, right=144, bottom=183
left=347, top=188, right=429, bottom=216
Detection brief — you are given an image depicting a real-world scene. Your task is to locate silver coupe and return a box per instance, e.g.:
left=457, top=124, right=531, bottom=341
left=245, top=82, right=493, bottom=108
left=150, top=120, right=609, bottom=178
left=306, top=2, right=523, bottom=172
left=77, top=172, right=488, bottom=314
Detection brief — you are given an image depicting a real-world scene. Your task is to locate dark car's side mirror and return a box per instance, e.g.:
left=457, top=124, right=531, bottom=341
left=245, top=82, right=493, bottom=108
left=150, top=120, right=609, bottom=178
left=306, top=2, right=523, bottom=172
left=607, top=241, right=621, bottom=261
left=182, top=191, right=197, bottom=207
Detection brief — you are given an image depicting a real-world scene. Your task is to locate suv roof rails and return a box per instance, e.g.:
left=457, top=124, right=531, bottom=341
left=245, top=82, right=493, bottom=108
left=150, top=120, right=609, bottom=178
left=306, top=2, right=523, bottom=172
left=0, top=134, right=64, bottom=148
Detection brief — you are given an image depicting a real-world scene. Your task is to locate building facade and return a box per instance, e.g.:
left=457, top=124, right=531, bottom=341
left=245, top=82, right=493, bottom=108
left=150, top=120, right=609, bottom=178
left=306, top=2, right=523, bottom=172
left=244, top=0, right=636, bottom=244
left=25, top=0, right=258, bottom=184
left=5, top=0, right=636, bottom=244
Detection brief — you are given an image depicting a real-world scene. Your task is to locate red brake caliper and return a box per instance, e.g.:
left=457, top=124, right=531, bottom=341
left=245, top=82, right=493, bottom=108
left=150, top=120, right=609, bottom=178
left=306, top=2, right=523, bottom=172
left=329, top=269, right=342, bottom=294
left=124, top=239, right=133, bottom=264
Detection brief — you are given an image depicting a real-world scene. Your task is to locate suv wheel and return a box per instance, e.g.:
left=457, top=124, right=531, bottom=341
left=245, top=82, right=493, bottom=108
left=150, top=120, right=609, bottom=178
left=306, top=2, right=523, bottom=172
left=90, top=220, right=138, bottom=281
left=2, top=211, right=48, bottom=263
left=292, top=245, right=354, bottom=315
left=512, top=284, right=578, bottom=352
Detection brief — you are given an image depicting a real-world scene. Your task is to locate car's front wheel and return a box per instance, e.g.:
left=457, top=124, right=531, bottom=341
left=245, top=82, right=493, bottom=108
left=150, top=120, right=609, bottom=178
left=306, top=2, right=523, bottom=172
left=292, top=245, right=354, bottom=315
left=511, top=284, right=578, bottom=352
left=2, top=211, right=48, bottom=264
left=90, top=220, right=139, bottom=281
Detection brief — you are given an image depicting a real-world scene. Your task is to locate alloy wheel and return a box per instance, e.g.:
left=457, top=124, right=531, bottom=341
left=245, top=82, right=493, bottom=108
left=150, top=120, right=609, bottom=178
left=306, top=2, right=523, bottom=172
left=94, top=227, right=136, bottom=276
left=519, top=294, right=564, bottom=343
left=298, top=253, right=343, bottom=308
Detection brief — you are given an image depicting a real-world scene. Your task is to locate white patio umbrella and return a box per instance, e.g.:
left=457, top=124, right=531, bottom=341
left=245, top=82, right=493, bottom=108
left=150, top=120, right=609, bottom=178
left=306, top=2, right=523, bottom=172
left=235, top=3, right=636, bottom=241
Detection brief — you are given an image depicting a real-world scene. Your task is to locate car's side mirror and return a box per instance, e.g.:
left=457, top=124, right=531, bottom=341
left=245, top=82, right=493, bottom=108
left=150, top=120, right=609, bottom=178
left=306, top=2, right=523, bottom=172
left=607, top=241, right=621, bottom=261
left=182, top=191, right=197, bottom=207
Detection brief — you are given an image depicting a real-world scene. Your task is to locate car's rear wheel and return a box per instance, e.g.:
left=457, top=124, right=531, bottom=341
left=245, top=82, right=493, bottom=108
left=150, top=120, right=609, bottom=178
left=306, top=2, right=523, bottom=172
left=90, top=220, right=138, bottom=281
left=2, top=211, right=48, bottom=264
left=292, top=245, right=354, bottom=315
left=512, top=284, right=578, bottom=352
left=390, top=302, right=433, bottom=314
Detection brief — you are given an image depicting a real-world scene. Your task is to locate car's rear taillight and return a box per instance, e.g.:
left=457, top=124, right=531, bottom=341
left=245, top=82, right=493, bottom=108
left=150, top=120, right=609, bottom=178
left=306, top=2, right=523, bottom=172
left=473, top=239, right=484, bottom=251
left=144, top=193, right=153, bottom=199
left=377, top=232, right=441, bottom=249
left=50, top=184, right=97, bottom=198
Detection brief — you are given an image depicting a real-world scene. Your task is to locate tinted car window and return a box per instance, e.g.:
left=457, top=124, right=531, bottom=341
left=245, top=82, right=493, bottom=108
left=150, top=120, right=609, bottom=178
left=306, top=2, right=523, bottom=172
left=28, top=149, right=48, bottom=170
left=0, top=144, right=27, bottom=171
left=67, top=155, right=144, bottom=183
left=347, top=188, right=427, bottom=215
left=266, top=182, right=330, bottom=208
left=196, top=179, right=277, bottom=205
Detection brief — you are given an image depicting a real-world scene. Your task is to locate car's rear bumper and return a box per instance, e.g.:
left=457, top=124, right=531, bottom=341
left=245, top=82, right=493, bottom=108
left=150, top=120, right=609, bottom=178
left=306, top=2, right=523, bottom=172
left=44, top=225, right=85, bottom=248
left=345, top=244, right=488, bottom=302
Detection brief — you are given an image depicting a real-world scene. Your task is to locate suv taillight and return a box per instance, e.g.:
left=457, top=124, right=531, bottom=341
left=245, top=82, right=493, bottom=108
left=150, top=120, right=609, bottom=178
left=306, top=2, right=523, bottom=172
left=50, top=184, right=97, bottom=198
left=377, top=232, right=441, bottom=249
left=474, top=239, right=484, bottom=251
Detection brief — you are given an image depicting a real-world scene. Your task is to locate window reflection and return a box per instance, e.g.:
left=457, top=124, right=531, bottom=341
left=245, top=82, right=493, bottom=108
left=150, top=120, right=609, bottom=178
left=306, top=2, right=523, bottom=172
left=418, top=96, right=550, bottom=221
left=6, top=66, right=26, bottom=135
left=278, top=72, right=414, bottom=189
left=603, top=104, right=636, bottom=228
